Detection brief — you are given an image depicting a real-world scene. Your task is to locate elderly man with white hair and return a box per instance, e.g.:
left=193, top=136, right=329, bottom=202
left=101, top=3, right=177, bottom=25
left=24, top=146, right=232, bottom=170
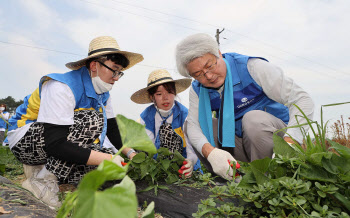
left=175, top=33, right=314, bottom=180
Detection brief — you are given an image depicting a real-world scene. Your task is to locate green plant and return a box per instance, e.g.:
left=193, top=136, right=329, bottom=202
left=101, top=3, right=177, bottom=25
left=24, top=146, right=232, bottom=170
left=57, top=115, right=157, bottom=218
left=127, top=147, right=185, bottom=195
left=0, top=146, right=23, bottom=178
left=194, top=103, right=350, bottom=217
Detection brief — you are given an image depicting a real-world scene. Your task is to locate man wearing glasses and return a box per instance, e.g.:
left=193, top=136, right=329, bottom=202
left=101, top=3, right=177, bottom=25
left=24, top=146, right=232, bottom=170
left=7, top=36, right=143, bottom=208
left=175, top=33, right=314, bottom=181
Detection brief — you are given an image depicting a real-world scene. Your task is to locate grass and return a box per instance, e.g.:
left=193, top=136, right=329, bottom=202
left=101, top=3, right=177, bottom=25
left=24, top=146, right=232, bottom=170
left=0, top=146, right=24, bottom=185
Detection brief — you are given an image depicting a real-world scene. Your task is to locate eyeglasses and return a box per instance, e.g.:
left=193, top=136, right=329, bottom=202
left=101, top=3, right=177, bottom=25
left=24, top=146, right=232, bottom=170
left=97, top=61, right=124, bottom=79
left=191, top=58, right=218, bottom=80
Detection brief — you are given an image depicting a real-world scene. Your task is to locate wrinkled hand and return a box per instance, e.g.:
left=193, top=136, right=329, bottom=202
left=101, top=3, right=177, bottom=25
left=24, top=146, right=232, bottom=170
left=207, top=148, right=236, bottom=180
left=111, top=155, right=124, bottom=167
left=178, top=159, right=193, bottom=178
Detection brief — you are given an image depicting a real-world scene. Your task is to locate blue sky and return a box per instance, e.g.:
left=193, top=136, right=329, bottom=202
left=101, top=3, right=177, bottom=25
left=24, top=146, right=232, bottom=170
left=1, top=0, right=349, bottom=133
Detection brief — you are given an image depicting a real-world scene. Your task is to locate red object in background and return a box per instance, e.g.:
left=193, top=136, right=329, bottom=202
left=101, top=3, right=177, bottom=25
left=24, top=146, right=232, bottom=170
left=121, top=161, right=127, bottom=166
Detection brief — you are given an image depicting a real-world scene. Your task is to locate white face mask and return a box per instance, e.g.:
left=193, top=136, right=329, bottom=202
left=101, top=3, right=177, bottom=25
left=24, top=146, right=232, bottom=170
left=156, top=103, right=175, bottom=117
left=91, top=68, right=113, bottom=94
left=0, top=107, right=4, bottom=111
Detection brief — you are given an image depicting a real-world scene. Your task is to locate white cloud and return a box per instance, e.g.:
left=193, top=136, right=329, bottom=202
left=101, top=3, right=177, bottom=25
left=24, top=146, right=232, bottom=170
left=19, top=0, right=59, bottom=30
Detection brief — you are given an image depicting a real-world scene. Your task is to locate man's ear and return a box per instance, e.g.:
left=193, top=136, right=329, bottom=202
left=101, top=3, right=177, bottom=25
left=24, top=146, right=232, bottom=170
left=90, top=61, right=98, bottom=77
left=90, top=61, right=97, bottom=72
left=218, top=50, right=223, bottom=58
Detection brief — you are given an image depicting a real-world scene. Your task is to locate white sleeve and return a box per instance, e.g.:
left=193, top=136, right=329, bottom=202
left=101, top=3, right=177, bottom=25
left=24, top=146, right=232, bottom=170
left=140, top=117, right=155, bottom=144
left=186, top=86, right=210, bottom=157
left=247, top=58, right=314, bottom=143
left=2, top=112, right=9, bottom=120
left=184, top=120, right=199, bottom=164
left=37, top=80, right=75, bottom=125
left=105, top=96, right=115, bottom=119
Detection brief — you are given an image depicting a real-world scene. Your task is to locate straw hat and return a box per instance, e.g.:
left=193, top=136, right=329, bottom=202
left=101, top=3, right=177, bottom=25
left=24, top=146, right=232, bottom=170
left=66, top=36, right=144, bottom=70
left=131, top=69, right=192, bottom=104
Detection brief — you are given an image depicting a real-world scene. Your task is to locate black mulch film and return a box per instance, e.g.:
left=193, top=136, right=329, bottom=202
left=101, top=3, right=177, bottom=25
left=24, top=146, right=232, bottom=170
left=135, top=178, right=240, bottom=218
left=0, top=175, right=56, bottom=218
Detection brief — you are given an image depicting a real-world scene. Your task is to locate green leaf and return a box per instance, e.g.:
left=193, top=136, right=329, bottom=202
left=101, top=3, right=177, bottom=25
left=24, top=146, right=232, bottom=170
left=139, top=185, right=156, bottom=193
left=300, top=164, right=337, bottom=183
left=327, top=139, right=350, bottom=158
left=157, top=147, right=172, bottom=156
left=273, top=134, right=298, bottom=158
left=309, top=152, right=330, bottom=166
left=149, top=166, right=159, bottom=179
left=170, top=162, right=180, bottom=171
left=250, top=158, right=271, bottom=185
left=74, top=176, right=138, bottom=218
left=172, top=150, right=185, bottom=165
left=238, top=171, right=256, bottom=188
left=132, top=152, right=146, bottom=163
left=117, top=115, right=157, bottom=155
left=78, top=160, right=127, bottom=192
left=97, top=160, right=127, bottom=181
left=141, top=201, right=155, bottom=218
left=250, top=157, right=271, bottom=173
left=57, top=191, right=78, bottom=218
left=140, top=162, right=150, bottom=179
left=0, top=164, right=5, bottom=175
left=161, top=159, right=171, bottom=171
left=157, top=185, right=171, bottom=191
left=322, top=153, right=349, bottom=174
left=254, top=201, right=262, bottom=208
left=165, top=174, right=179, bottom=184
left=317, top=191, right=326, bottom=198
left=333, top=192, right=350, bottom=211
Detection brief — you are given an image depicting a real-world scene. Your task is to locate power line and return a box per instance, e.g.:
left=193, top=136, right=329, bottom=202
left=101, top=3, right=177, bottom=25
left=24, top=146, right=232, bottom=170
left=3, top=1, right=348, bottom=78
left=221, top=40, right=343, bottom=79
left=108, top=0, right=220, bottom=28
left=78, top=0, right=208, bottom=34
left=101, top=0, right=348, bottom=77
left=0, top=40, right=174, bottom=70
left=0, top=40, right=82, bottom=56
left=223, top=30, right=349, bottom=76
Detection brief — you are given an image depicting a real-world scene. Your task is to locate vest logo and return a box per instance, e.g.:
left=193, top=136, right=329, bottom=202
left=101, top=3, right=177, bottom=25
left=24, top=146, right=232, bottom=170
left=237, top=98, right=255, bottom=109
left=241, top=97, right=248, bottom=103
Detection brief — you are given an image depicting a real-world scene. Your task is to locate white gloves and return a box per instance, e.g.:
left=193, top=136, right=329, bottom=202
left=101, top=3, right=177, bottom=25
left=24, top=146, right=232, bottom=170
left=207, top=148, right=236, bottom=180
left=178, top=159, right=193, bottom=178
left=111, top=155, right=124, bottom=167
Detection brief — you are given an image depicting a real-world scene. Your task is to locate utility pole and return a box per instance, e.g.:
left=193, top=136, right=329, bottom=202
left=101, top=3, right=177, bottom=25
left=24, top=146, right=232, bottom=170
left=215, top=28, right=225, bottom=45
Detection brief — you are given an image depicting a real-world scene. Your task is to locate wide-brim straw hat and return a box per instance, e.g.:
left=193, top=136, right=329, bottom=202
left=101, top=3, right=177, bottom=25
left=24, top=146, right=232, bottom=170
left=66, top=36, right=144, bottom=70
left=131, top=69, right=192, bottom=104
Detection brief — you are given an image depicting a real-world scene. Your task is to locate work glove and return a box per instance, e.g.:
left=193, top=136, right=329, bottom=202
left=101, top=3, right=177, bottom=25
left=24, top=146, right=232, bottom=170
left=178, top=159, right=193, bottom=178
left=111, top=155, right=124, bottom=167
left=207, top=148, right=236, bottom=180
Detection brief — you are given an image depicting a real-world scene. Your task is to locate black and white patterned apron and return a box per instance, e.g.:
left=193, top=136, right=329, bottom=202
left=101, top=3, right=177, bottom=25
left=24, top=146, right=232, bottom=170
left=11, top=110, right=113, bottom=184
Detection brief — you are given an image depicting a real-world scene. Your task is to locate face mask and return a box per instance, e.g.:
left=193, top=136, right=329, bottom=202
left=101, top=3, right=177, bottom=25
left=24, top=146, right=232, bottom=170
left=156, top=103, right=175, bottom=117
left=0, top=107, right=4, bottom=111
left=91, top=68, right=113, bottom=94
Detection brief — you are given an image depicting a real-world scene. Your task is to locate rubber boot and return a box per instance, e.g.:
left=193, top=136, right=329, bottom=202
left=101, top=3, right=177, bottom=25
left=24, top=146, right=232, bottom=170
left=22, top=165, right=61, bottom=209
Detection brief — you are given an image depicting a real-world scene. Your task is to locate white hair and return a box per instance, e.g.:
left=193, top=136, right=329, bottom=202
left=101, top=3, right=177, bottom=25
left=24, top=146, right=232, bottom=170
left=175, top=33, right=220, bottom=77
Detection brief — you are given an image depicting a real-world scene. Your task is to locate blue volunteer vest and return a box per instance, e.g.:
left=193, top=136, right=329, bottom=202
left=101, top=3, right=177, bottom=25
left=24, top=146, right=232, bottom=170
left=141, top=101, right=201, bottom=171
left=9, top=67, right=109, bottom=131
left=192, top=52, right=289, bottom=137
left=0, top=111, right=9, bottom=129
